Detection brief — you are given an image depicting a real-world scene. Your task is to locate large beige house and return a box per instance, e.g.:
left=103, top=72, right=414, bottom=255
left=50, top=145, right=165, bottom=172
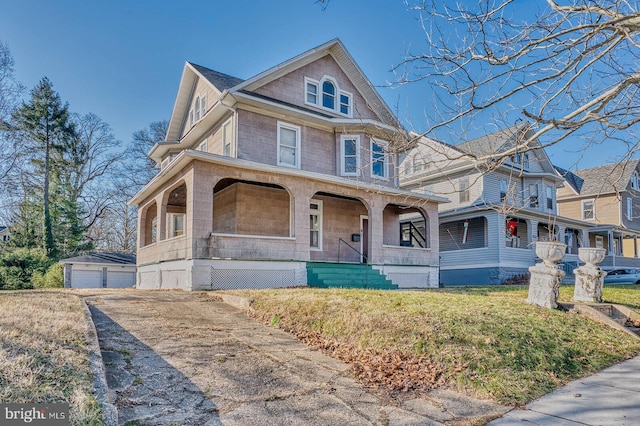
left=557, top=160, right=640, bottom=262
left=129, top=39, right=446, bottom=290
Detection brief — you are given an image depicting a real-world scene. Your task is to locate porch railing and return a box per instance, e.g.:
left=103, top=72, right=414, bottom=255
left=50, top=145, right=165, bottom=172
left=338, top=238, right=367, bottom=263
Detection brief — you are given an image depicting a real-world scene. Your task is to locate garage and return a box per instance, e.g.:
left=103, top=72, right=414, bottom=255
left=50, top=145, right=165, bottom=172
left=59, top=253, right=136, bottom=289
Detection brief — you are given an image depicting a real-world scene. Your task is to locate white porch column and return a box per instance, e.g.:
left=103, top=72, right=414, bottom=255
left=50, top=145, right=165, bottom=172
left=607, top=231, right=615, bottom=255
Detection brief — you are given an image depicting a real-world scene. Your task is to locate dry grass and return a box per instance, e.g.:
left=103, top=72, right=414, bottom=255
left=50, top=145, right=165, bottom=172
left=234, top=286, right=640, bottom=405
left=0, top=291, right=103, bottom=425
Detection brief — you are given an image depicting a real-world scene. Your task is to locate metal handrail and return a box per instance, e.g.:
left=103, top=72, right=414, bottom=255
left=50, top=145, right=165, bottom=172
left=338, top=238, right=367, bottom=263
left=337, top=238, right=369, bottom=288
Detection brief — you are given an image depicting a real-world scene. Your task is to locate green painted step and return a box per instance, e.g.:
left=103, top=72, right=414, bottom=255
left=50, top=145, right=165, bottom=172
left=306, top=262, right=398, bottom=290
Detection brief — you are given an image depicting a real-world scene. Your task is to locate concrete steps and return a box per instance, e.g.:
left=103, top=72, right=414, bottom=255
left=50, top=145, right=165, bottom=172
left=306, top=262, right=398, bottom=290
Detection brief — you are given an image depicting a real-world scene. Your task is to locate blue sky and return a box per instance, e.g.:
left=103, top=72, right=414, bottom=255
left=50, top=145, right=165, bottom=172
left=0, top=0, right=626, bottom=170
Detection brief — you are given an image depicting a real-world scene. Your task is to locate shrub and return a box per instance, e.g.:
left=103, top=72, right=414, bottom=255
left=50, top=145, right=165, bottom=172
left=32, top=263, right=64, bottom=288
left=0, top=248, right=52, bottom=290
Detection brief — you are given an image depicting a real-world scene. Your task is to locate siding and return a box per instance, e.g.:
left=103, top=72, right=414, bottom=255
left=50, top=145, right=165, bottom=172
left=440, top=217, right=487, bottom=251
left=253, top=55, right=378, bottom=121
left=557, top=194, right=620, bottom=225
left=180, top=77, right=218, bottom=139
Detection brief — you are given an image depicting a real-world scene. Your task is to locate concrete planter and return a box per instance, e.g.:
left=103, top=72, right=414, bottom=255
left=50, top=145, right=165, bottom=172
left=527, top=241, right=567, bottom=309
left=578, top=247, right=606, bottom=266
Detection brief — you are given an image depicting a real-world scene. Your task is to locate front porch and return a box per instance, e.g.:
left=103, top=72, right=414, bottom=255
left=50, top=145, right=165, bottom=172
left=134, top=154, right=444, bottom=289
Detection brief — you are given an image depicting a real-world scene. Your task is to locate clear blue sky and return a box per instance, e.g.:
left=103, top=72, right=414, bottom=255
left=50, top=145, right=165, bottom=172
left=0, top=0, right=623, bottom=170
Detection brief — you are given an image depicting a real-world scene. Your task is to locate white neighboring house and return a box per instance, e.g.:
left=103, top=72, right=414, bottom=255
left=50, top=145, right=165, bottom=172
left=0, top=226, right=9, bottom=244
left=400, top=124, right=592, bottom=285
left=59, top=253, right=136, bottom=289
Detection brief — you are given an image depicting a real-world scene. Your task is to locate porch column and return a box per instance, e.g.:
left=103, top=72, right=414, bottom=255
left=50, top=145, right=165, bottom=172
left=635, top=236, right=638, bottom=258
left=607, top=231, right=614, bottom=255
left=291, top=186, right=314, bottom=261
left=367, top=199, right=384, bottom=264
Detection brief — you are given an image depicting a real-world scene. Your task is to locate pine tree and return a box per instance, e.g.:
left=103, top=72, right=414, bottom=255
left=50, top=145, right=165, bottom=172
left=12, top=77, right=75, bottom=258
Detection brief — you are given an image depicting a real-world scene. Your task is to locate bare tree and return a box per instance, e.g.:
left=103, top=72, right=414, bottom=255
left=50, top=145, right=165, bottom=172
left=0, top=40, right=23, bottom=187
left=398, top=0, right=640, bottom=164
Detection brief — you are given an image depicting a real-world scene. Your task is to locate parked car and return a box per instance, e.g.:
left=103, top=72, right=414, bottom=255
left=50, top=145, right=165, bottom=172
left=602, top=268, right=640, bottom=284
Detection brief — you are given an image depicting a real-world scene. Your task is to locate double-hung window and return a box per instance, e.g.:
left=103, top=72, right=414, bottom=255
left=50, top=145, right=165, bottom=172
left=169, top=213, right=185, bottom=238
left=529, top=184, right=539, bottom=208
left=277, top=122, right=301, bottom=168
left=341, top=135, right=360, bottom=176
left=310, top=200, right=323, bottom=250
left=370, top=139, right=388, bottom=179
left=627, top=197, right=633, bottom=220
left=222, top=119, right=233, bottom=157
left=546, top=186, right=554, bottom=210
left=500, top=180, right=507, bottom=202
left=306, top=80, right=318, bottom=104
left=582, top=199, right=595, bottom=220
left=459, top=179, right=470, bottom=203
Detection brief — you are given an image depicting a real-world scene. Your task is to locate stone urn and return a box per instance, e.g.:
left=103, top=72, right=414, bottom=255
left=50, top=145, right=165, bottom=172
left=535, top=241, right=567, bottom=267
left=574, top=247, right=607, bottom=303
left=578, top=247, right=606, bottom=268
left=527, top=241, right=567, bottom=309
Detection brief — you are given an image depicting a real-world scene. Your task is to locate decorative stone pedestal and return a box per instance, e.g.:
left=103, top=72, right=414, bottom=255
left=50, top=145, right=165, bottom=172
left=527, top=263, right=565, bottom=308
left=573, top=247, right=607, bottom=303
left=526, top=241, right=567, bottom=309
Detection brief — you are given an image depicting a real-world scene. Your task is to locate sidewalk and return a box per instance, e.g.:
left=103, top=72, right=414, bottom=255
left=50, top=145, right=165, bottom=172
left=489, top=355, right=640, bottom=425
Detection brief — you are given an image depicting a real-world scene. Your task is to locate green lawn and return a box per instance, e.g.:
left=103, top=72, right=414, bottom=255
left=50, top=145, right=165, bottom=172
left=233, top=285, right=640, bottom=405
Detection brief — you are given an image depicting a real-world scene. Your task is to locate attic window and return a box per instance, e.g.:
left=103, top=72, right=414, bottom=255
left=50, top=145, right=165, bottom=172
left=632, top=171, right=639, bottom=190
left=304, top=76, right=352, bottom=117
left=189, top=94, right=207, bottom=128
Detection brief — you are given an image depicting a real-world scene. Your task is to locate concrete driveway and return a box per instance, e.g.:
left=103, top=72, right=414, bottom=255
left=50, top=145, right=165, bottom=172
left=83, top=290, right=506, bottom=425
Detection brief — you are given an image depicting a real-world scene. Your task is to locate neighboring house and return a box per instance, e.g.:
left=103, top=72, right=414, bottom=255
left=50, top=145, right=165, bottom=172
left=129, top=39, right=447, bottom=291
left=557, top=160, right=640, bottom=266
left=400, top=124, right=592, bottom=285
left=0, top=226, right=9, bottom=244
left=59, top=253, right=136, bottom=289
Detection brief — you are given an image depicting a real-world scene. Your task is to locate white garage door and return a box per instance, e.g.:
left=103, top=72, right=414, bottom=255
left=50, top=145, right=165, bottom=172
left=107, top=271, right=135, bottom=288
left=72, top=269, right=102, bottom=288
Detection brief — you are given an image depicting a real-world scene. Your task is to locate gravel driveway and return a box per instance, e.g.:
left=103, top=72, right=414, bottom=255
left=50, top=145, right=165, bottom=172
left=83, top=290, right=506, bottom=425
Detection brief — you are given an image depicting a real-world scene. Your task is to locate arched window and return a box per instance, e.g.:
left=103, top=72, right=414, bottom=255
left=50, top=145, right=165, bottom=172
left=412, top=153, right=422, bottom=173
left=322, top=81, right=335, bottom=109
left=194, top=97, right=201, bottom=121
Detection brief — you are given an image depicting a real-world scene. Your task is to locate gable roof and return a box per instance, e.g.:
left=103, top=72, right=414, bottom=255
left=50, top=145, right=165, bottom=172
left=456, top=124, right=530, bottom=158
left=165, top=39, right=402, bottom=143
left=570, top=160, right=640, bottom=196
left=59, top=252, right=136, bottom=265
left=188, top=63, right=244, bottom=91
left=554, top=165, right=584, bottom=194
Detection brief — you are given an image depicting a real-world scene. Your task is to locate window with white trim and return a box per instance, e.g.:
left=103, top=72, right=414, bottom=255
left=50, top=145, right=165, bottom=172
left=168, top=213, right=185, bottom=238
left=310, top=200, right=323, bottom=250
left=304, top=76, right=352, bottom=117
left=546, top=186, right=554, bottom=210
left=627, top=197, right=633, bottom=220
left=222, top=119, right=233, bottom=157
left=277, top=121, right=301, bottom=168
left=529, top=184, right=539, bottom=208
left=370, top=139, right=388, bottom=179
left=412, top=153, right=423, bottom=173
left=189, top=94, right=207, bottom=128
left=582, top=199, right=595, bottom=220
left=198, top=139, right=207, bottom=152
left=459, top=179, right=470, bottom=203
left=340, top=135, right=360, bottom=176
left=595, top=235, right=604, bottom=248
left=632, top=171, right=639, bottom=190
left=500, top=180, right=507, bottom=201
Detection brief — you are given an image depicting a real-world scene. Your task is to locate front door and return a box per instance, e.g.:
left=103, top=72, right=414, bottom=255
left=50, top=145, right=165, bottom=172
left=360, top=215, right=368, bottom=263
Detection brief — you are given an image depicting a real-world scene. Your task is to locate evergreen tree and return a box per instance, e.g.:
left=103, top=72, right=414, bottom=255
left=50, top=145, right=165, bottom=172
left=12, top=77, right=75, bottom=258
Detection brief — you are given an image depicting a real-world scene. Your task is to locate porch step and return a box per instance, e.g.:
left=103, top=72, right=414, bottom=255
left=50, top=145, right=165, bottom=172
left=306, top=262, right=398, bottom=290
